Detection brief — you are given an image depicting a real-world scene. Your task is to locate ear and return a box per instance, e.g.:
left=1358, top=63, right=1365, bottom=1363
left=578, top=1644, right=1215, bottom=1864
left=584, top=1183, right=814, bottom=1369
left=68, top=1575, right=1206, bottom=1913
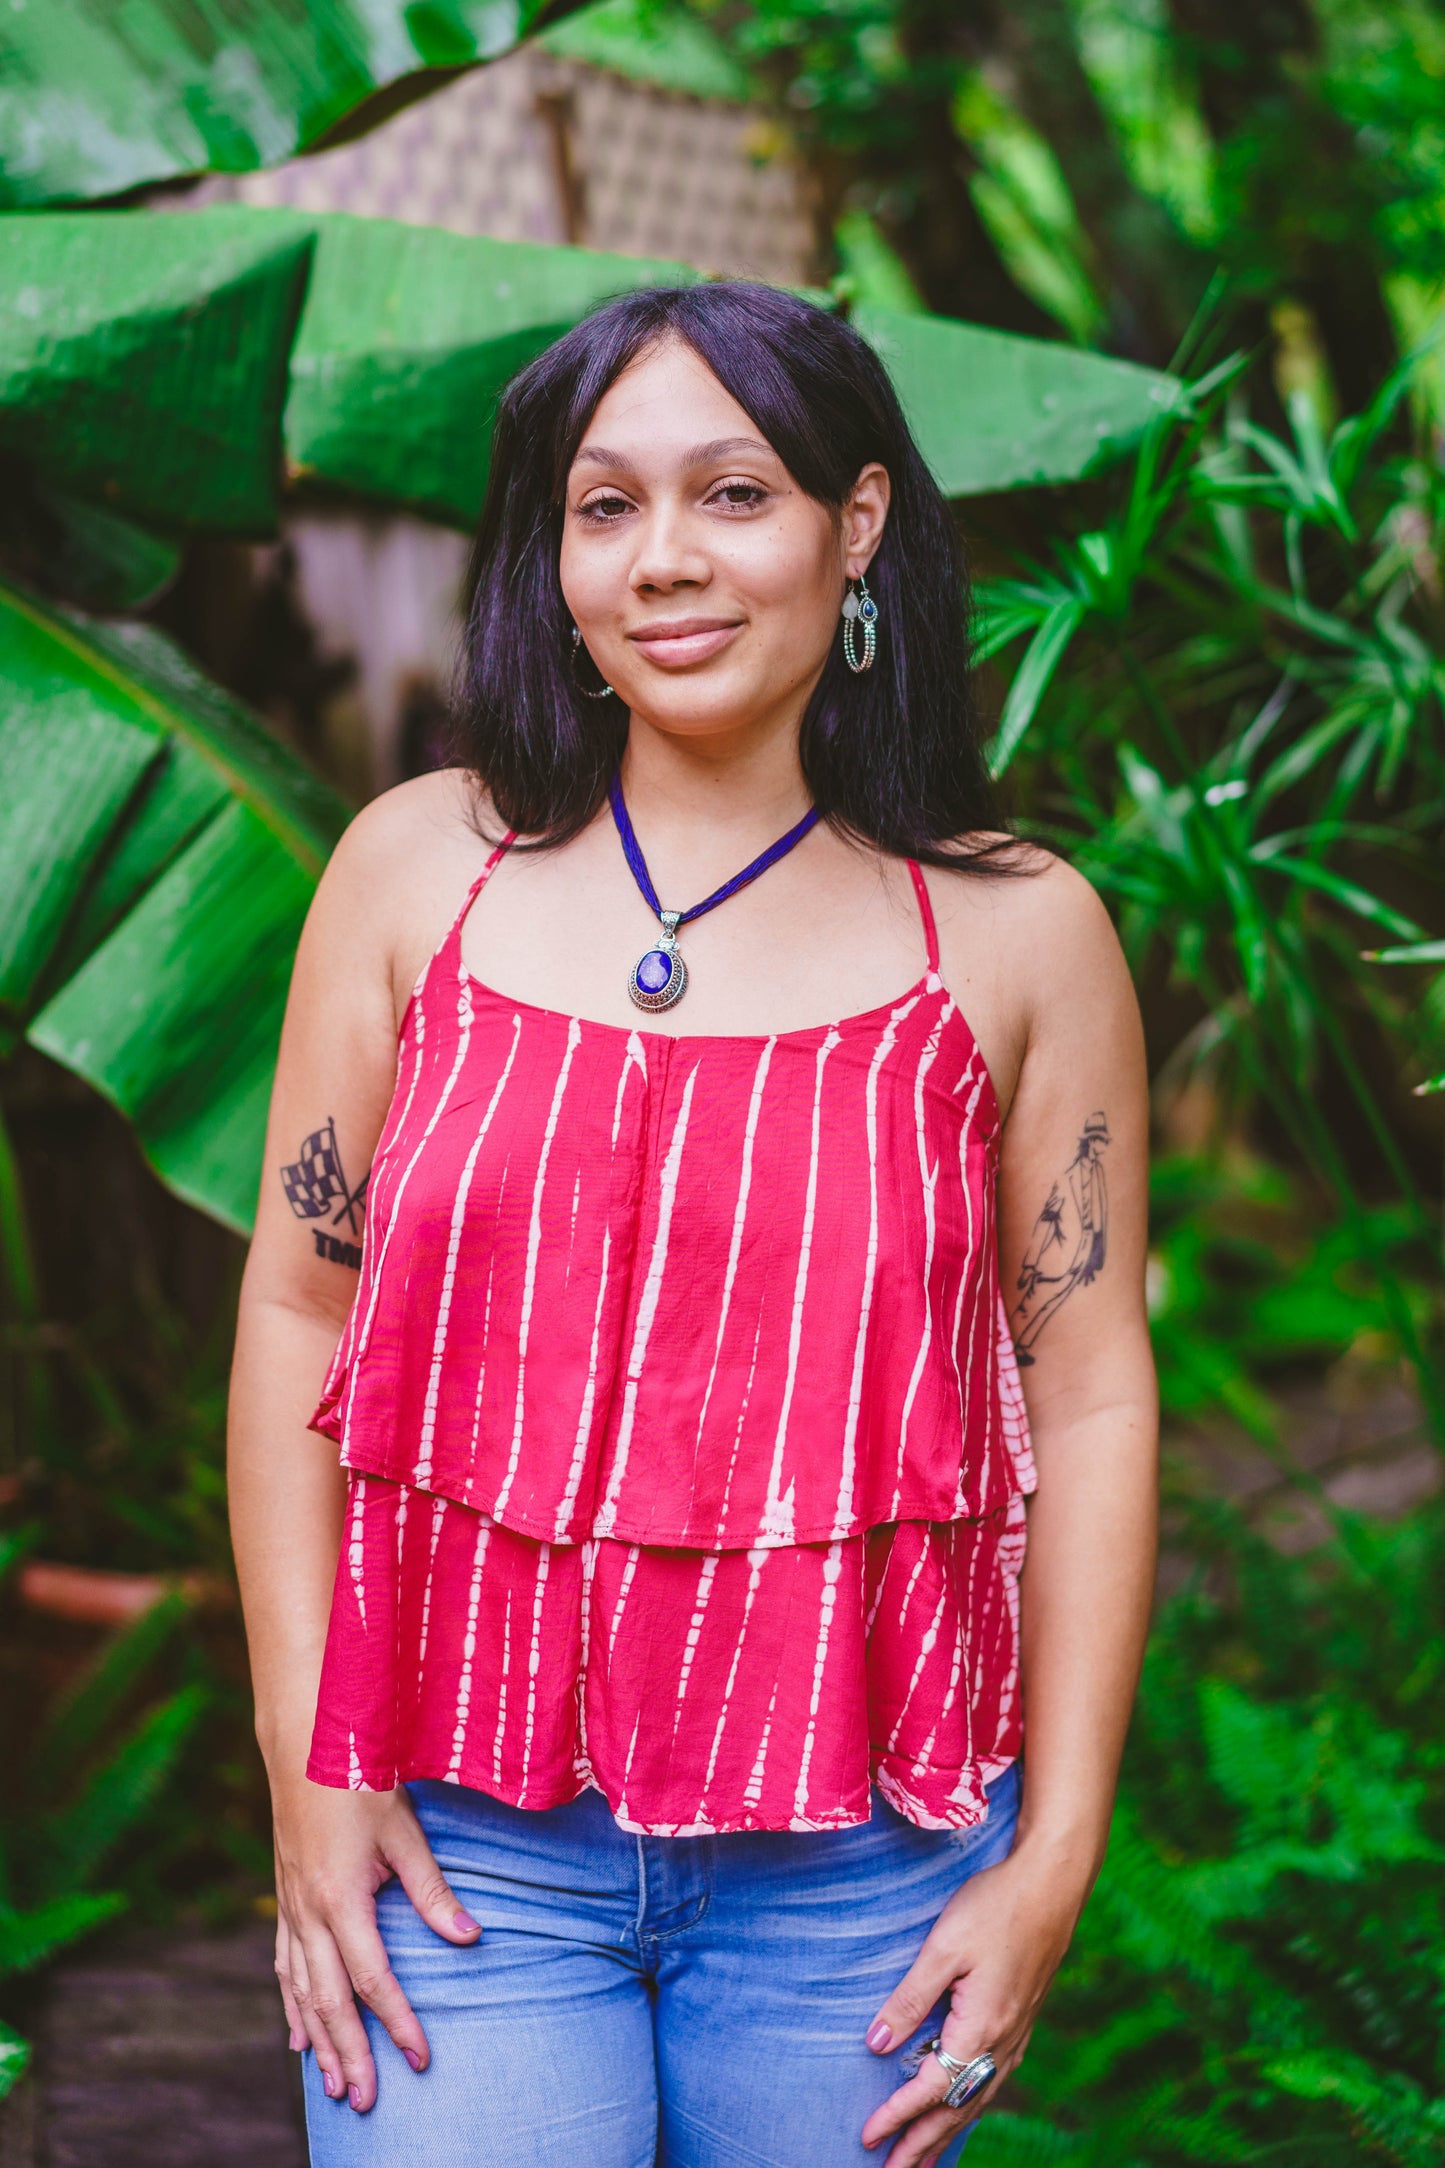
left=843, top=463, right=891, bottom=578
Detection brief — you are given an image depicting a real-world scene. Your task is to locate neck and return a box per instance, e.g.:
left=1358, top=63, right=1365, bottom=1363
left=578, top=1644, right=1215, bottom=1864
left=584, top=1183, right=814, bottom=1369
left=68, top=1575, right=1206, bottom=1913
left=617, top=711, right=813, bottom=842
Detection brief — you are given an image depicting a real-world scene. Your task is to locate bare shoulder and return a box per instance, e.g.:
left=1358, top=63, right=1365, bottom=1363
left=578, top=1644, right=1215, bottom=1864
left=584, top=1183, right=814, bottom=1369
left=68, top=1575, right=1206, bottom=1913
left=929, top=838, right=1123, bottom=994
left=322, top=767, right=487, bottom=890
left=304, top=768, right=498, bottom=1012
left=921, top=837, right=1132, bottom=1118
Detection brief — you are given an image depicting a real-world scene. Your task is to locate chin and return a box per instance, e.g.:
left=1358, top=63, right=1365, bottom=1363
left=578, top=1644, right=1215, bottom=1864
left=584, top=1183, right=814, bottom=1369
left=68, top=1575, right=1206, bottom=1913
left=627, top=671, right=805, bottom=739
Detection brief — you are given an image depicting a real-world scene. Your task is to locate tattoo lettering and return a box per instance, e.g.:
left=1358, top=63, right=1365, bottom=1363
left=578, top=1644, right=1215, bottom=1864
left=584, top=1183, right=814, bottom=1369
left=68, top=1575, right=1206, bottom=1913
left=280, top=1117, right=369, bottom=1263
left=1011, top=1111, right=1111, bottom=1365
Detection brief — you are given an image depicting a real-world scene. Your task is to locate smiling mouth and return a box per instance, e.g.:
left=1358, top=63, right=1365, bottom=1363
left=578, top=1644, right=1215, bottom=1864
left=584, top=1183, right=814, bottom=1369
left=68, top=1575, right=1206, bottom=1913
left=626, top=618, right=743, bottom=666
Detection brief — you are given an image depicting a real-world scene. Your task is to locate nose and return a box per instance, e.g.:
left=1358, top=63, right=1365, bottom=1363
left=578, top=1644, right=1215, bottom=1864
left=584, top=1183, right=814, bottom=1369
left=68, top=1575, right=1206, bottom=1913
left=627, top=499, right=712, bottom=596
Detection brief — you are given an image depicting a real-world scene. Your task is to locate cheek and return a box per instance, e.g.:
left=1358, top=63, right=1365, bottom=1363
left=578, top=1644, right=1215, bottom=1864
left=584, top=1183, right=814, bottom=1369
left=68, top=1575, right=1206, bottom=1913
left=723, top=523, right=841, bottom=655
left=558, top=532, right=622, bottom=630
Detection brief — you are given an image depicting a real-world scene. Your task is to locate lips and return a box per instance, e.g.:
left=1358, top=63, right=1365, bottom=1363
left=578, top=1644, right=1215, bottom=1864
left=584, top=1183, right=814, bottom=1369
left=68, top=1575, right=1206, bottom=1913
left=626, top=617, right=742, bottom=667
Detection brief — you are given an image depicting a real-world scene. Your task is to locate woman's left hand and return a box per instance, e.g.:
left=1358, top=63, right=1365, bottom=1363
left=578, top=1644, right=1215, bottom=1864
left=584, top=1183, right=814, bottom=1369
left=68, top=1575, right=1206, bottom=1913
left=860, top=1844, right=1086, bottom=2165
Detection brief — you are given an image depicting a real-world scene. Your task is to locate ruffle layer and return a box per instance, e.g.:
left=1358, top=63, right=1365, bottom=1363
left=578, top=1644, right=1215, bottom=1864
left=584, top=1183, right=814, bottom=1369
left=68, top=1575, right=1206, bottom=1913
left=307, top=962, right=1036, bottom=1551
left=307, top=1476, right=1028, bottom=1836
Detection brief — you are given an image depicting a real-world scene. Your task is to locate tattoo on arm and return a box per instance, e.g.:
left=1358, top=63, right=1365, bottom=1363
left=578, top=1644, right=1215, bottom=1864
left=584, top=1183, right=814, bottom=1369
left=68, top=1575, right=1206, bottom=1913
left=1010, top=1111, right=1111, bottom=1365
left=280, top=1117, right=370, bottom=1271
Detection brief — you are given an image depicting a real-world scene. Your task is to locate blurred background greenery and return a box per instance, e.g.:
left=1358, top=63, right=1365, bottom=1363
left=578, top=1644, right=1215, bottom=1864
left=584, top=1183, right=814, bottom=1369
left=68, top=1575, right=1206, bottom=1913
left=0, top=0, right=1442, bottom=2157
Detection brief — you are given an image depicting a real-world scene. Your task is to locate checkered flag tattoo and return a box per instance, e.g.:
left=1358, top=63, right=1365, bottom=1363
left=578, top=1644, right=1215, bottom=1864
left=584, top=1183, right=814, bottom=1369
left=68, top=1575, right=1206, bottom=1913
left=280, top=1118, right=367, bottom=1236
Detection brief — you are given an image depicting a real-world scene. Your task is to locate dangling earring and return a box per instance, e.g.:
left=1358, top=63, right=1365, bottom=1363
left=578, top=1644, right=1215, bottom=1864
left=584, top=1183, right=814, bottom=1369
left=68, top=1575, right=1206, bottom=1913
left=571, top=623, right=614, bottom=699
left=841, top=575, right=878, bottom=674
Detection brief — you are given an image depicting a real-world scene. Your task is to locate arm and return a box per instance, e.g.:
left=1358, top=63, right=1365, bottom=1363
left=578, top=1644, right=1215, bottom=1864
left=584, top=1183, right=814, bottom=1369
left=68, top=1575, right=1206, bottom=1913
left=228, top=790, right=481, bottom=2118
left=862, top=860, right=1158, bottom=2164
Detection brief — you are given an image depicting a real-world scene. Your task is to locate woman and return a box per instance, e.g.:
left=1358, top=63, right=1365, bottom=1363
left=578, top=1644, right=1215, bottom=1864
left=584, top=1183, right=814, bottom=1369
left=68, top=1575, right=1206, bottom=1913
left=229, top=281, right=1157, bottom=2168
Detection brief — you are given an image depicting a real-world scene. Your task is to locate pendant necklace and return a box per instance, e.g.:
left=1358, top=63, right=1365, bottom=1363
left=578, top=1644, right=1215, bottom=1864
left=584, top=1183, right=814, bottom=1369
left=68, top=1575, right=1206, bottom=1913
left=608, top=773, right=820, bottom=1013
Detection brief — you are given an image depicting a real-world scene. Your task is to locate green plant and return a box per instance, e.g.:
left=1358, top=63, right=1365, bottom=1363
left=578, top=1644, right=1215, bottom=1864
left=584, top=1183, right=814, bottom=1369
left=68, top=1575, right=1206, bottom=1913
left=0, top=0, right=578, bottom=209
left=979, top=338, right=1445, bottom=1436
left=1147, top=1152, right=1429, bottom=1444
left=970, top=1492, right=1445, bottom=2165
left=0, top=1543, right=210, bottom=2099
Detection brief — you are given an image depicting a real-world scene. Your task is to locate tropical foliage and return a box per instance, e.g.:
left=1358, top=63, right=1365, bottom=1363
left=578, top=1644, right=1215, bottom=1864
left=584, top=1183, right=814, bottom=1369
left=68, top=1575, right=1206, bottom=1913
left=955, top=336, right=1445, bottom=2166
left=0, top=0, right=580, bottom=208
left=0, top=589, right=347, bottom=1232
left=981, top=337, right=1445, bottom=1413
left=0, top=1537, right=212, bottom=2092
left=0, top=0, right=1442, bottom=2152
left=970, top=1487, right=1445, bottom=2166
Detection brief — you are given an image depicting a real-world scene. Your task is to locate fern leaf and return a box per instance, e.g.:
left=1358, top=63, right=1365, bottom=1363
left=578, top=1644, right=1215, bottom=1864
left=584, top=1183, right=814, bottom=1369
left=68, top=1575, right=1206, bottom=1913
left=0, top=1891, right=125, bottom=1978
left=30, top=1587, right=190, bottom=1795
left=34, top=1683, right=208, bottom=1900
left=0, top=2018, right=30, bottom=2103
left=961, top=2113, right=1090, bottom=2165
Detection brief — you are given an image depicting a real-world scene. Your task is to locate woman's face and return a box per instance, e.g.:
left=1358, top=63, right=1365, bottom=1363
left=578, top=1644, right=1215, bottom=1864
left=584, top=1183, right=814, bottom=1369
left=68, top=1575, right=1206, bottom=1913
left=559, top=337, right=889, bottom=747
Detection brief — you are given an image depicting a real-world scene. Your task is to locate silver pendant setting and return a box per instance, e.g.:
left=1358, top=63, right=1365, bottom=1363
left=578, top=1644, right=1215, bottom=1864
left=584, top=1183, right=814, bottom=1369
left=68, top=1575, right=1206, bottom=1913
left=629, top=909, right=688, bottom=1012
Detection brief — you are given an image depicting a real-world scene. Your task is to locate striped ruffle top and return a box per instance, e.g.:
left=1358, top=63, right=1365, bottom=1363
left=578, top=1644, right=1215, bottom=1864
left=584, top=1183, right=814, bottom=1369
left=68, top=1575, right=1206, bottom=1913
left=307, top=835, right=1036, bottom=1834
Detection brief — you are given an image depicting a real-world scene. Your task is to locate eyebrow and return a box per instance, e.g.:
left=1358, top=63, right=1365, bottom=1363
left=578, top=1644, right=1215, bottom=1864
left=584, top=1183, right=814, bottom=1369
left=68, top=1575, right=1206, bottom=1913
left=571, top=435, right=777, bottom=473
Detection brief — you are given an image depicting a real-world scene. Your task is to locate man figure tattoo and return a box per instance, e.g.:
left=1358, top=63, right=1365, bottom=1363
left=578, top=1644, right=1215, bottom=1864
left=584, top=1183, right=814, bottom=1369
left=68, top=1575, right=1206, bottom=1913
left=1011, top=1111, right=1111, bottom=1365
left=280, top=1117, right=369, bottom=1269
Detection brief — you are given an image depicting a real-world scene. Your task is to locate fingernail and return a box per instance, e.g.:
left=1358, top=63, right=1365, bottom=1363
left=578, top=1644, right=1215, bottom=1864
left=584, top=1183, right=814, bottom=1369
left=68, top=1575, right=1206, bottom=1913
left=404, top=2049, right=423, bottom=2073
left=289, top=2029, right=306, bottom=2053
left=453, top=1908, right=480, bottom=1934
left=322, top=2071, right=339, bottom=2098
left=866, top=2020, right=892, bottom=2053
left=348, top=2084, right=362, bottom=2111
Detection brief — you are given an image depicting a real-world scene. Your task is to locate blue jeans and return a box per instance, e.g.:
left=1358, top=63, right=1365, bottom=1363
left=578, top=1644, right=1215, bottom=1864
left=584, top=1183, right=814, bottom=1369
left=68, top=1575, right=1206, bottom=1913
left=304, top=1762, right=1022, bottom=2167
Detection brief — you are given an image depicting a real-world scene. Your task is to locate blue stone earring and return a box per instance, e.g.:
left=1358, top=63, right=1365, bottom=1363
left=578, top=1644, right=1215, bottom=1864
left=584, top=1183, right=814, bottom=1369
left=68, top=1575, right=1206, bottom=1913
left=841, top=575, right=878, bottom=673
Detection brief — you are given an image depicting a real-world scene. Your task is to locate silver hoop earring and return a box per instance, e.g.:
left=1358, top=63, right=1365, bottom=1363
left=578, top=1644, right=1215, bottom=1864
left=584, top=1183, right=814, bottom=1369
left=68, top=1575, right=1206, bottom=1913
left=841, top=576, right=878, bottom=674
left=571, top=623, right=614, bottom=699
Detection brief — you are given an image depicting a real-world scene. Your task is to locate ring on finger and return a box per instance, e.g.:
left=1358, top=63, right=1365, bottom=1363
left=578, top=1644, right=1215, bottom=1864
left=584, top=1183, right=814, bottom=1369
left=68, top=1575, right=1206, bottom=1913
left=917, top=2037, right=997, bottom=2111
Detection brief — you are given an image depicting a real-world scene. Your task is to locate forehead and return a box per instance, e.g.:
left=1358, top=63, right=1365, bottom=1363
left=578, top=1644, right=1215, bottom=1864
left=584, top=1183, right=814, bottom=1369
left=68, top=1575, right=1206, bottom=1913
left=572, top=337, right=777, bottom=465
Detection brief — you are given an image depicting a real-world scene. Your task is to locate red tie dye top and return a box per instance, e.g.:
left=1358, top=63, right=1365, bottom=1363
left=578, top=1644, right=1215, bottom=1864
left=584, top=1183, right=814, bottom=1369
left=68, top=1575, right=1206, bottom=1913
left=306, top=834, right=1036, bottom=1834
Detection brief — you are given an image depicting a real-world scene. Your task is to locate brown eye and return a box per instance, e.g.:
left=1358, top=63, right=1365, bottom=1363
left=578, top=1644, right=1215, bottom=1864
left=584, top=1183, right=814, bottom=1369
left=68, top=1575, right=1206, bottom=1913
left=712, top=482, right=767, bottom=510
left=579, top=493, right=632, bottom=522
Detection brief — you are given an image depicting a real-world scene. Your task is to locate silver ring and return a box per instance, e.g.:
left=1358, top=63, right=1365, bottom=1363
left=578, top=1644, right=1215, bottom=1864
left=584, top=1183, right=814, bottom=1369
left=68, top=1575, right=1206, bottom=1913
left=910, top=2037, right=996, bottom=2111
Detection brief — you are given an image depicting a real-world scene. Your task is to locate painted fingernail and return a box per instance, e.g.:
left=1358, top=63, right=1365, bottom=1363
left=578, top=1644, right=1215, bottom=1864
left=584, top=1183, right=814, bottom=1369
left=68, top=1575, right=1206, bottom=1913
left=322, top=2071, right=339, bottom=2098
left=289, top=2029, right=306, bottom=2053
left=866, top=2020, right=892, bottom=2052
left=453, top=1908, right=480, bottom=1933
left=348, top=2084, right=362, bottom=2111
left=404, top=2049, right=423, bottom=2072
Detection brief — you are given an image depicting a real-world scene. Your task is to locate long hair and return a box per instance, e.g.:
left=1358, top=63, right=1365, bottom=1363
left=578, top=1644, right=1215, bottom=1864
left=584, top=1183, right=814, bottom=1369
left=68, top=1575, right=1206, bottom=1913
left=453, top=281, right=1025, bottom=872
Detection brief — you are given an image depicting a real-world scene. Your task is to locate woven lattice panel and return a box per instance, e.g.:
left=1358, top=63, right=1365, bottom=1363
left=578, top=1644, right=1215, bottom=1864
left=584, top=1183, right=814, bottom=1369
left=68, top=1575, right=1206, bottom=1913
left=181, top=50, right=565, bottom=243
left=177, top=47, right=817, bottom=280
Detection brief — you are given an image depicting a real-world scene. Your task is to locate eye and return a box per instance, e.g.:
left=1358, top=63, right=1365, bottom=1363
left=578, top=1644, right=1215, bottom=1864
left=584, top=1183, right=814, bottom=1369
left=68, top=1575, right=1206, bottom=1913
left=576, top=491, right=634, bottom=523
left=708, top=479, right=769, bottom=511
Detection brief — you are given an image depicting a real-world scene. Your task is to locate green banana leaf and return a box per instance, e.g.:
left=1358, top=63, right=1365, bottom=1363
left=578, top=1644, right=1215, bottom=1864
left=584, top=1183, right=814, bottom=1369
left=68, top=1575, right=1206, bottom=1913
left=539, top=0, right=748, bottom=101
left=0, top=0, right=581, bottom=211
left=0, top=207, right=1180, bottom=543
left=0, top=209, right=314, bottom=534
left=854, top=305, right=1182, bottom=496
left=0, top=580, right=348, bottom=1233
left=283, top=213, right=698, bottom=524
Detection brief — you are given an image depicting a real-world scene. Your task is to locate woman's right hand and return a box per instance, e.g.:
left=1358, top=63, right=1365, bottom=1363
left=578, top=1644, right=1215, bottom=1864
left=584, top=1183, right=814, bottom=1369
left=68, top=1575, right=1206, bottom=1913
left=271, top=1773, right=482, bottom=2112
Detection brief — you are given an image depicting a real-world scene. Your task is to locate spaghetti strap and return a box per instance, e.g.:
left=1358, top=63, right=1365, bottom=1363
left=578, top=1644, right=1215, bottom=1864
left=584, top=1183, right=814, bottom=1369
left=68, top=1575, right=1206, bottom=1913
left=458, top=831, right=516, bottom=921
left=412, top=832, right=516, bottom=1001
left=449, top=830, right=515, bottom=940
left=907, top=860, right=940, bottom=973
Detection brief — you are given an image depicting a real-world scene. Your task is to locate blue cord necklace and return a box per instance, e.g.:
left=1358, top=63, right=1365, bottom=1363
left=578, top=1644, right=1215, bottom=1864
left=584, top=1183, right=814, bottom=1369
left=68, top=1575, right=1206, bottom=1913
left=608, top=773, right=821, bottom=1012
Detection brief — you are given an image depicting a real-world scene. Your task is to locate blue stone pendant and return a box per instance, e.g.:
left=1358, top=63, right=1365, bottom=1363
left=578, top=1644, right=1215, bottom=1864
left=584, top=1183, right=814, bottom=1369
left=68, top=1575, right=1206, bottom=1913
left=629, top=910, right=688, bottom=1012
